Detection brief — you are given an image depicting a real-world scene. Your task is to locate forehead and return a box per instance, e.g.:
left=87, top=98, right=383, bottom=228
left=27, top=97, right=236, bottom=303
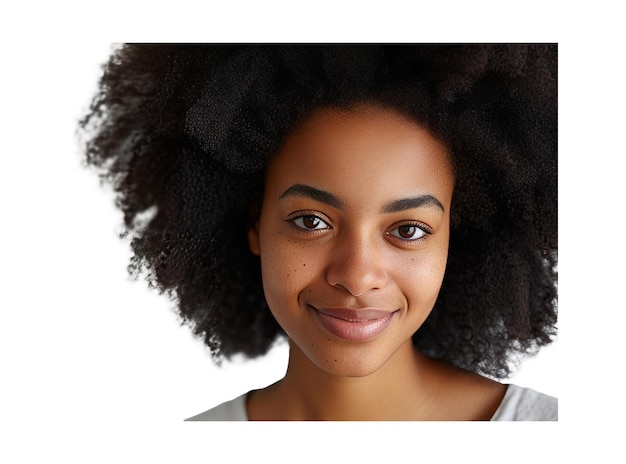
left=266, top=105, right=455, bottom=207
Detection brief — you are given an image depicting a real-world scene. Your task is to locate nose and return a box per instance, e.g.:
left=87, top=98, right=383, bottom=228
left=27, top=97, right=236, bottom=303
left=325, top=232, right=389, bottom=297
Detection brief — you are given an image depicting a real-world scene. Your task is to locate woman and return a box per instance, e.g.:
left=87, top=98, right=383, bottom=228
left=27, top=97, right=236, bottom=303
left=81, top=44, right=558, bottom=420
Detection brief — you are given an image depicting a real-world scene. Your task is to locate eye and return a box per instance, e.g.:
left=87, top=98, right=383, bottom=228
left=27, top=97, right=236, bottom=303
left=291, top=215, right=331, bottom=231
left=386, top=223, right=430, bottom=241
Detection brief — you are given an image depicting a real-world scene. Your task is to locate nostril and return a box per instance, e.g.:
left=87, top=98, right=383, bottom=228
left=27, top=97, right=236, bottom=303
left=325, top=252, right=388, bottom=296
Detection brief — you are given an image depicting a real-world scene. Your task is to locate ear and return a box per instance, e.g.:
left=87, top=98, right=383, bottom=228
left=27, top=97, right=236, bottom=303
left=248, top=222, right=260, bottom=256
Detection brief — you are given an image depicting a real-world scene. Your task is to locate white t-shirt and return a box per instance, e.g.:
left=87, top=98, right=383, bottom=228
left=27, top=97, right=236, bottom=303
left=186, top=384, right=557, bottom=421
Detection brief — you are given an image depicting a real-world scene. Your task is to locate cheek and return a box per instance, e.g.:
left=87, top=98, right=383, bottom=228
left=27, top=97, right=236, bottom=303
left=258, top=231, right=319, bottom=315
left=400, top=248, right=449, bottom=312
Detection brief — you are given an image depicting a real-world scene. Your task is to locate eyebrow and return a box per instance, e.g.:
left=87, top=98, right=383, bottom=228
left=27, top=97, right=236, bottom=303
left=279, top=184, right=344, bottom=209
left=279, top=183, right=444, bottom=213
left=382, top=195, right=444, bottom=214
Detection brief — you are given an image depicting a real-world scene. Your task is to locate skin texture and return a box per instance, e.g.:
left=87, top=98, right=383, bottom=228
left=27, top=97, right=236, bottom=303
left=247, top=105, right=506, bottom=420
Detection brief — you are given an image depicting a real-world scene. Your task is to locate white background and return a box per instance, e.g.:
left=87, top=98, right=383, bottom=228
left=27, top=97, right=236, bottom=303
left=1, top=2, right=623, bottom=463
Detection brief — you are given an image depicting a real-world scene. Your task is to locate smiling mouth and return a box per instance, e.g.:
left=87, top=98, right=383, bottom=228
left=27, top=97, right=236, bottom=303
left=310, top=305, right=397, bottom=341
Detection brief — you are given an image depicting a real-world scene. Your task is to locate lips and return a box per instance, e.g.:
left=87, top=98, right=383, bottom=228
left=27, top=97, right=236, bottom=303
left=310, top=305, right=396, bottom=341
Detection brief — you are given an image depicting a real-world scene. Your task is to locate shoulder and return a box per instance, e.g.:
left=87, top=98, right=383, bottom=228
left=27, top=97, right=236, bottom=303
left=491, top=384, right=558, bottom=421
left=185, top=393, right=249, bottom=421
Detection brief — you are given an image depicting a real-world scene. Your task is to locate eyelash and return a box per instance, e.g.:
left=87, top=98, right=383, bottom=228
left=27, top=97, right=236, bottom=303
left=385, top=222, right=433, bottom=243
left=286, top=213, right=433, bottom=244
left=286, top=212, right=332, bottom=234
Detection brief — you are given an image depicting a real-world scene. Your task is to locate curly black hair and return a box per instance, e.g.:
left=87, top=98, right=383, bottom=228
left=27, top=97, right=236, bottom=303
left=80, top=44, right=557, bottom=379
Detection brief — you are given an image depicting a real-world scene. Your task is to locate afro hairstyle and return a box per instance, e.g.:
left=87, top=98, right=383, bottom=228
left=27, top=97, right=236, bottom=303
left=80, top=44, right=557, bottom=379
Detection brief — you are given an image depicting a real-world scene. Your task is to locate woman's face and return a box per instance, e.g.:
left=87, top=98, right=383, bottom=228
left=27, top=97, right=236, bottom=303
left=249, top=105, right=455, bottom=377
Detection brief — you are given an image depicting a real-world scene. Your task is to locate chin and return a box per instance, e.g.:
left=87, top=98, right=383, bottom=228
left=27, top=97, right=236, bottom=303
left=299, top=340, right=396, bottom=378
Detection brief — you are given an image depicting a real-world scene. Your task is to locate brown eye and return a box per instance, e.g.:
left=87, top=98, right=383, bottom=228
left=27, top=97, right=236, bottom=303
left=387, top=223, right=428, bottom=241
left=302, top=216, right=320, bottom=229
left=292, top=215, right=330, bottom=231
left=398, top=225, right=417, bottom=239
